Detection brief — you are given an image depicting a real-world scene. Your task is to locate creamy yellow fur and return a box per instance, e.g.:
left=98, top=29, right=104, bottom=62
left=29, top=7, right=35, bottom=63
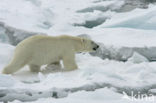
left=2, top=35, right=98, bottom=74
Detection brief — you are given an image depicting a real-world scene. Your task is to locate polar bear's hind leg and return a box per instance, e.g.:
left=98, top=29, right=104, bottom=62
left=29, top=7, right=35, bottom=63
left=2, top=51, right=31, bottom=74
left=2, top=58, right=27, bottom=74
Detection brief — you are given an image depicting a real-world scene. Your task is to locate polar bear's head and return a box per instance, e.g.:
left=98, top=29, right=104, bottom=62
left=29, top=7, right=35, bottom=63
left=81, top=38, right=99, bottom=52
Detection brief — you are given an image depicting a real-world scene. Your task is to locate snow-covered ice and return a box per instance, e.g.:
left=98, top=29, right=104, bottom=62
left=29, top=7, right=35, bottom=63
left=9, top=88, right=156, bottom=103
left=1, top=46, right=156, bottom=102
left=0, top=0, right=156, bottom=102
left=99, top=5, right=156, bottom=30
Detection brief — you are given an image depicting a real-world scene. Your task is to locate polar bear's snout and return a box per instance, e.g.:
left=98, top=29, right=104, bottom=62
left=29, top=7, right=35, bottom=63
left=91, top=41, right=99, bottom=51
left=93, top=45, right=99, bottom=51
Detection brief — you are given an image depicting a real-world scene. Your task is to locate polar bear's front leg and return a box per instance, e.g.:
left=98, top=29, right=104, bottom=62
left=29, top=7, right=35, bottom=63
left=62, top=52, right=78, bottom=71
left=29, top=64, right=40, bottom=72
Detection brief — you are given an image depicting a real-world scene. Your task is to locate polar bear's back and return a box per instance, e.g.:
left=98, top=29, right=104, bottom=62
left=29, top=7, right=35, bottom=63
left=16, top=35, right=64, bottom=51
left=16, top=35, right=81, bottom=50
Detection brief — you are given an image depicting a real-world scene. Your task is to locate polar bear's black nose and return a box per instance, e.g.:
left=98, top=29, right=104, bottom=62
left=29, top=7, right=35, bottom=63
left=97, top=45, right=99, bottom=48
left=93, top=48, right=96, bottom=50
left=93, top=45, right=99, bottom=51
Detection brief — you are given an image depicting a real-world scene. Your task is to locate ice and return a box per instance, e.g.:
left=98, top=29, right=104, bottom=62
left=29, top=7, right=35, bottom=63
left=0, top=88, right=67, bottom=102
left=0, top=53, right=155, bottom=102
left=0, top=43, right=14, bottom=69
left=83, top=28, right=156, bottom=61
left=0, top=0, right=54, bottom=32
left=38, top=72, right=46, bottom=82
left=91, top=42, right=156, bottom=61
left=0, top=44, right=15, bottom=88
left=0, top=0, right=156, bottom=102
left=127, top=52, right=149, bottom=63
left=0, top=22, right=45, bottom=45
left=99, top=5, right=156, bottom=30
left=10, top=88, right=156, bottom=103
left=0, top=74, right=15, bottom=87
left=149, top=89, right=156, bottom=94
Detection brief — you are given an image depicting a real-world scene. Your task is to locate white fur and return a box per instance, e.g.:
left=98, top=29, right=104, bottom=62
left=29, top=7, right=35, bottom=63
left=2, top=35, right=98, bottom=74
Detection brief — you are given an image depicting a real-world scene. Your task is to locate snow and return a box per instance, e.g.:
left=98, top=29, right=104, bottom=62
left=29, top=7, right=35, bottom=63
left=0, top=0, right=54, bottom=32
left=0, top=74, right=15, bottom=87
left=127, top=52, right=149, bottom=63
left=1, top=52, right=156, bottom=102
left=0, top=0, right=156, bottom=103
left=0, top=22, right=45, bottom=45
left=10, top=88, right=156, bottom=103
left=0, top=43, right=14, bottom=69
left=99, top=5, right=156, bottom=30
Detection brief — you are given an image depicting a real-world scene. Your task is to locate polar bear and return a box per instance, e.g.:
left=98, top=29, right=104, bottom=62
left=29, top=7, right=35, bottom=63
left=2, top=35, right=99, bottom=74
